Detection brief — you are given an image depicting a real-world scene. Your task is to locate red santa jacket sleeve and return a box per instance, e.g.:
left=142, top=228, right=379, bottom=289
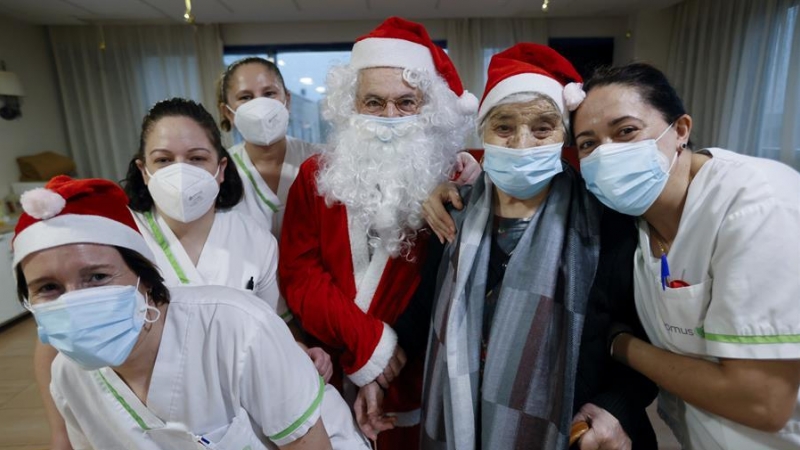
left=279, top=157, right=395, bottom=386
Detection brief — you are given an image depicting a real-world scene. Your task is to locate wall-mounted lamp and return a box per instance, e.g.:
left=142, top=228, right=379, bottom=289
left=0, top=61, right=24, bottom=120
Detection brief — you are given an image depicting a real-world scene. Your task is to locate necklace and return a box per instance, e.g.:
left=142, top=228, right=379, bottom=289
left=653, top=232, right=669, bottom=256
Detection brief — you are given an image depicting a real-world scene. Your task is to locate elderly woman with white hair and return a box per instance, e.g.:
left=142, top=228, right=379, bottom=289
left=393, top=44, right=659, bottom=450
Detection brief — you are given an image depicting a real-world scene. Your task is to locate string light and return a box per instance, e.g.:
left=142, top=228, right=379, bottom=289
left=184, top=0, right=195, bottom=24
left=542, top=0, right=549, bottom=12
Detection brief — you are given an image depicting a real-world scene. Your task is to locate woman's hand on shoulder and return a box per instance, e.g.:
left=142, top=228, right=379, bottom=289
left=306, top=347, right=333, bottom=383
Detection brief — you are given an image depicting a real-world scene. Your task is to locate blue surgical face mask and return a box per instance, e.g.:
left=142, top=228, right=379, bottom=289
left=25, top=280, right=160, bottom=370
left=580, top=123, right=676, bottom=216
left=482, top=141, right=564, bottom=199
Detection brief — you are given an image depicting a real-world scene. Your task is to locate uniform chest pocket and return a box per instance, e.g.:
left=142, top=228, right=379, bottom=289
left=203, top=407, right=271, bottom=450
left=655, top=279, right=713, bottom=355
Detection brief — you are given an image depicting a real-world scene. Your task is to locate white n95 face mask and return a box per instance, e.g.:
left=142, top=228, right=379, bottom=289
left=146, top=163, right=220, bottom=223
left=231, top=97, right=289, bottom=146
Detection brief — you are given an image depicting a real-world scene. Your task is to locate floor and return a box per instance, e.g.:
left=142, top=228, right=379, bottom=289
left=0, top=315, right=49, bottom=450
left=0, top=315, right=682, bottom=449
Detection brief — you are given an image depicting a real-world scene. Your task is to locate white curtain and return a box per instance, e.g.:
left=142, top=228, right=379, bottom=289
left=668, top=0, right=800, bottom=168
left=49, top=25, right=224, bottom=181
left=446, top=18, right=547, bottom=101
left=446, top=18, right=547, bottom=146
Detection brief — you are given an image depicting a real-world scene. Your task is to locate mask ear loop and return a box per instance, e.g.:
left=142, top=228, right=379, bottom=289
left=655, top=122, right=674, bottom=142
left=666, top=150, right=680, bottom=174
left=136, top=278, right=161, bottom=324
left=655, top=122, right=679, bottom=174
left=143, top=296, right=161, bottom=324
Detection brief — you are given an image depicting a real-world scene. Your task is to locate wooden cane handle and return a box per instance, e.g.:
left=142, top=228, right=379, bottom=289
left=569, top=421, right=590, bottom=446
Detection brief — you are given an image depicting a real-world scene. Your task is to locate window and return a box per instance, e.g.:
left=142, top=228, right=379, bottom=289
left=756, top=5, right=799, bottom=162
left=548, top=38, right=614, bottom=80
left=224, top=44, right=352, bottom=144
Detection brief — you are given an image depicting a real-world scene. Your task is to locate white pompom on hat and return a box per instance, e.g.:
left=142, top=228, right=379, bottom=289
left=13, top=175, right=155, bottom=268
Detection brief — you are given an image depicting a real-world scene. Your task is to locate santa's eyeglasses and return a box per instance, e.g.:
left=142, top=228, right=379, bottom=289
left=358, top=95, right=421, bottom=115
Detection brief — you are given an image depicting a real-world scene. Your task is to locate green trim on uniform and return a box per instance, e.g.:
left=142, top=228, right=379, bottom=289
left=144, top=211, right=190, bottom=284
left=98, top=371, right=151, bottom=431
left=270, top=376, right=325, bottom=441
left=232, top=153, right=279, bottom=214
left=281, top=310, right=294, bottom=322
left=696, top=327, right=800, bottom=344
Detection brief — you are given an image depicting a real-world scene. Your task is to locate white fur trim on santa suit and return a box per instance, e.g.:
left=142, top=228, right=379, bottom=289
left=347, top=322, right=397, bottom=387
left=354, top=247, right=390, bottom=314
left=347, top=213, right=370, bottom=290
left=478, top=73, right=566, bottom=122
left=347, top=209, right=391, bottom=314
left=350, top=37, right=436, bottom=73
left=13, top=214, right=156, bottom=267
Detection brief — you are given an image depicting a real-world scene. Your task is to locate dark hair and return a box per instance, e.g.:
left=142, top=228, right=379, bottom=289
left=217, top=57, right=287, bottom=132
left=122, top=97, right=244, bottom=212
left=17, top=246, right=170, bottom=305
left=581, top=63, right=688, bottom=127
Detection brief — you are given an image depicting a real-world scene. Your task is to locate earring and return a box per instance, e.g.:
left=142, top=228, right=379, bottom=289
left=681, top=143, right=687, bottom=149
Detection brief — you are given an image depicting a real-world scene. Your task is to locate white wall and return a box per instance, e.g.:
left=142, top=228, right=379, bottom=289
left=630, top=5, right=677, bottom=70
left=0, top=15, right=69, bottom=199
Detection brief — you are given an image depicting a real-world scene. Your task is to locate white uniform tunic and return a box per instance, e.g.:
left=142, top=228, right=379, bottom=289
left=633, top=148, right=800, bottom=449
left=230, top=137, right=320, bottom=238
left=50, top=286, right=324, bottom=449
left=132, top=209, right=290, bottom=322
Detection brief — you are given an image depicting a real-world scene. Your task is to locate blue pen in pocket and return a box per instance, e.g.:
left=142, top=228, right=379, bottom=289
left=660, top=253, right=670, bottom=291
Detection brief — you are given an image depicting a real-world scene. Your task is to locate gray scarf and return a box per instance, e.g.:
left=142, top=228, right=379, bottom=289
left=421, top=169, right=601, bottom=449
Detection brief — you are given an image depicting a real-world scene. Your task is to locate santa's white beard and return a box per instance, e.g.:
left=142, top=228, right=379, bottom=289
left=317, top=115, right=454, bottom=258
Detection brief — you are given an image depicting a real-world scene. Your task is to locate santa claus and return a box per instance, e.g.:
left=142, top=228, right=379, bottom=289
left=279, top=16, right=476, bottom=450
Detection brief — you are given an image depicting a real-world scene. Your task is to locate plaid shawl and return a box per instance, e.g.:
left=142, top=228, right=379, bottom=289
left=421, top=169, right=602, bottom=450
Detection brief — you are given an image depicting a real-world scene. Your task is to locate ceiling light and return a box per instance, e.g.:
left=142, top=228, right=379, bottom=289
left=278, top=60, right=286, bottom=66
left=184, top=0, right=195, bottom=23
left=299, top=77, right=314, bottom=85
left=542, top=0, right=549, bottom=12
left=315, top=86, right=326, bottom=93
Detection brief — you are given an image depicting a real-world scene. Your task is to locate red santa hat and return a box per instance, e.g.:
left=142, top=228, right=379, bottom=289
left=350, top=16, right=478, bottom=114
left=478, top=43, right=585, bottom=123
left=12, top=175, right=155, bottom=267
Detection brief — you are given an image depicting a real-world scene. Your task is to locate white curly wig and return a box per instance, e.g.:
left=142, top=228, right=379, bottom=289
left=317, top=66, right=474, bottom=258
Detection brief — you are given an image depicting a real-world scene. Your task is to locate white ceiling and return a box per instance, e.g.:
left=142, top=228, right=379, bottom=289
left=0, top=0, right=683, bottom=25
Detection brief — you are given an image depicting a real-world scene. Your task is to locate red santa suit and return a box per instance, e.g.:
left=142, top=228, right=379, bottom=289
left=279, top=155, right=427, bottom=447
